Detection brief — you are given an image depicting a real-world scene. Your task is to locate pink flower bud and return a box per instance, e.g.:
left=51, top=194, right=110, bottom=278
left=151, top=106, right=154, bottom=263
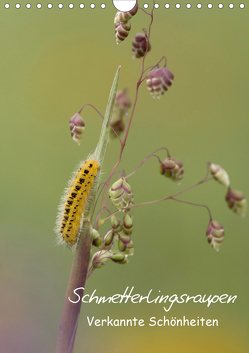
left=159, top=157, right=184, bottom=184
left=114, top=3, right=138, bottom=24
left=115, top=88, right=131, bottom=110
left=146, top=66, right=174, bottom=99
left=110, top=116, right=125, bottom=138
left=210, top=163, right=230, bottom=187
left=110, top=88, right=131, bottom=139
left=132, top=33, right=151, bottom=59
left=115, top=21, right=131, bottom=44
left=69, top=113, right=85, bottom=145
left=206, top=220, right=225, bottom=252
left=226, top=188, right=247, bottom=217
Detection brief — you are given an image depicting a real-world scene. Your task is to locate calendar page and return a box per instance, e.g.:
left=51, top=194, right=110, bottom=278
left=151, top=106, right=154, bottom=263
left=0, top=1, right=248, bottom=352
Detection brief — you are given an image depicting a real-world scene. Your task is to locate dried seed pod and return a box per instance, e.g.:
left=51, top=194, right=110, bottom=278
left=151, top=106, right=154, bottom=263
left=114, top=3, right=138, bottom=24
left=226, top=188, right=247, bottom=217
left=160, top=157, right=184, bottom=185
left=132, top=33, right=151, bottom=59
left=109, top=178, right=133, bottom=211
left=115, top=21, right=131, bottom=44
left=206, top=220, right=225, bottom=252
left=210, top=163, right=230, bottom=187
left=69, top=113, right=85, bottom=145
left=146, top=66, right=174, bottom=99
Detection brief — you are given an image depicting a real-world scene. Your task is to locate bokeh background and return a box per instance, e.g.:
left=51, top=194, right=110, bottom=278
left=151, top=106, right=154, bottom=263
left=0, top=1, right=248, bottom=352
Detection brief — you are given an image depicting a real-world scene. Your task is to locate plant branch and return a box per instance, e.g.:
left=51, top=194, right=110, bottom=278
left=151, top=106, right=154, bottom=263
left=55, top=67, right=120, bottom=353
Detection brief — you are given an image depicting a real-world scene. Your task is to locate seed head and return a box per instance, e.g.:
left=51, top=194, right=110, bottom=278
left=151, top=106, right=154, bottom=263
left=103, top=229, right=115, bottom=248
left=69, top=113, right=85, bottom=145
left=92, top=251, right=111, bottom=268
left=118, top=232, right=131, bottom=244
left=91, top=228, right=102, bottom=248
left=124, top=240, right=134, bottom=256
left=132, top=33, right=151, bottom=59
left=110, top=88, right=131, bottom=139
left=111, top=215, right=122, bottom=233
left=109, top=178, right=133, bottom=211
left=210, top=163, right=230, bottom=187
left=206, top=220, right=225, bottom=252
left=114, top=3, right=138, bottom=24
left=226, top=188, right=247, bottom=217
left=118, top=237, right=128, bottom=252
left=115, top=229, right=131, bottom=252
left=111, top=252, right=128, bottom=265
left=115, top=21, right=131, bottom=44
left=115, top=88, right=131, bottom=112
left=160, top=157, right=184, bottom=185
left=146, top=66, right=174, bottom=99
left=122, top=213, right=133, bottom=235
left=110, top=115, right=125, bottom=139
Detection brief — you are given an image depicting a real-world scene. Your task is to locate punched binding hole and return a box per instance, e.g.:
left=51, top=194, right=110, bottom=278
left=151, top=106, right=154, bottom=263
left=4, top=1, right=246, bottom=10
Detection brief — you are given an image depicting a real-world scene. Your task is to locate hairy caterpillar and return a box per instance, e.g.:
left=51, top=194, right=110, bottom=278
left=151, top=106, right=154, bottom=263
left=56, top=159, right=100, bottom=247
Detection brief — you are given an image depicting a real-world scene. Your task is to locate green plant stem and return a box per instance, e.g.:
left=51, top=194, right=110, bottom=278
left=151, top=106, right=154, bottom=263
left=55, top=67, right=120, bottom=353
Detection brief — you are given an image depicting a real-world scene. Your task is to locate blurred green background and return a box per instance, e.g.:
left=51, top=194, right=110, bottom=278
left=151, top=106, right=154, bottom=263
left=0, top=2, right=248, bottom=352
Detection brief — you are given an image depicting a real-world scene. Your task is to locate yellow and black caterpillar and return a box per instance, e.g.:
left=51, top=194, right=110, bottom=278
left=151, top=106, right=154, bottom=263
left=56, top=159, right=100, bottom=247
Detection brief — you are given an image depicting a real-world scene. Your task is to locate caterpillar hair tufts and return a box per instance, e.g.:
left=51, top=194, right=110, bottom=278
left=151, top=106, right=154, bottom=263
left=55, top=157, right=100, bottom=248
